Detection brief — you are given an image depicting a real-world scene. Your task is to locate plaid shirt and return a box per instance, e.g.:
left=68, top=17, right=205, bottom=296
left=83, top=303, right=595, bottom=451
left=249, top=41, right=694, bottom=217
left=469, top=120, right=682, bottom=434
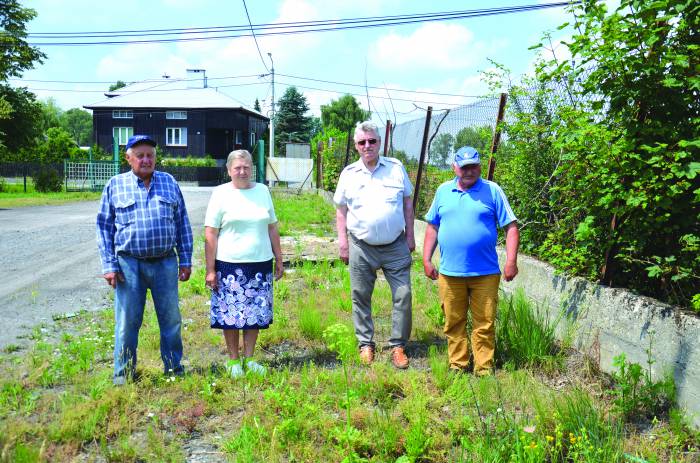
left=96, top=170, right=193, bottom=274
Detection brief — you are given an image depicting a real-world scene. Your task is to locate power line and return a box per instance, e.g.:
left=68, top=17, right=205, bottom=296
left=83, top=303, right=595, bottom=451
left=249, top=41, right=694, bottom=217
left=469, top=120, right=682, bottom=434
left=241, top=0, right=269, bottom=72
left=8, top=73, right=267, bottom=85
left=21, top=3, right=578, bottom=46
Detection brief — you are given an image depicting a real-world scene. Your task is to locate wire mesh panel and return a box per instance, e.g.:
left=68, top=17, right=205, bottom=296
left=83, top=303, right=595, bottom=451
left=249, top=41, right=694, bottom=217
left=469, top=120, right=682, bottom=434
left=64, top=161, right=119, bottom=192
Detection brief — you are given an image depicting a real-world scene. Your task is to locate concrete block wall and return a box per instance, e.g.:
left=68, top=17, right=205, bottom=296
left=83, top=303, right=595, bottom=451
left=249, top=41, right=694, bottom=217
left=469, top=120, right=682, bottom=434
left=413, top=220, right=700, bottom=428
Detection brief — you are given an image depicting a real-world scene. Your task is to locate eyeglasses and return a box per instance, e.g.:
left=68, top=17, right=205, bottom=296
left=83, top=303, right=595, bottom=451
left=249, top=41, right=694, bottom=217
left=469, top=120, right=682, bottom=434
left=355, top=138, right=378, bottom=146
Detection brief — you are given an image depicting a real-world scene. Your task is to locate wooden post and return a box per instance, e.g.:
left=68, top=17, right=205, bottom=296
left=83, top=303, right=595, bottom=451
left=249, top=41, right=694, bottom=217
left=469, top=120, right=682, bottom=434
left=487, top=92, right=507, bottom=181
left=383, top=120, right=391, bottom=157
left=413, top=106, right=432, bottom=212
left=343, top=126, right=353, bottom=169
left=316, top=140, right=323, bottom=189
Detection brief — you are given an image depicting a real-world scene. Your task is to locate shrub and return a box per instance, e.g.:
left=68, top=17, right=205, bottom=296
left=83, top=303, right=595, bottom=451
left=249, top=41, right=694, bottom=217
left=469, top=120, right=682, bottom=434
left=33, top=167, right=63, bottom=192
left=159, top=155, right=216, bottom=167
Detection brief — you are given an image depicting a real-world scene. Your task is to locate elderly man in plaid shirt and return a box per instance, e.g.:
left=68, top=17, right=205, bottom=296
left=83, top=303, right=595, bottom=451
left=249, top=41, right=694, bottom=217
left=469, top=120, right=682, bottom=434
left=97, top=135, right=193, bottom=385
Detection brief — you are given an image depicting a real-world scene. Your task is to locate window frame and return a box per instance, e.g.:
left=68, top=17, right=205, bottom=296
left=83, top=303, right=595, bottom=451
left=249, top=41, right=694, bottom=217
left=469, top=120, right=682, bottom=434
left=166, top=127, right=187, bottom=146
left=166, top=110, right=187, bottom=120
left=112, top=110, right=133, bottom=119
left=112, top=127, right=134, bottom=145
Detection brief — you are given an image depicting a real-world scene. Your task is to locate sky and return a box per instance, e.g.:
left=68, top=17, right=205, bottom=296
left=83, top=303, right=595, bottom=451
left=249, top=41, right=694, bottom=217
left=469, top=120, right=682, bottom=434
left=16, top=0, right=579, bottom=124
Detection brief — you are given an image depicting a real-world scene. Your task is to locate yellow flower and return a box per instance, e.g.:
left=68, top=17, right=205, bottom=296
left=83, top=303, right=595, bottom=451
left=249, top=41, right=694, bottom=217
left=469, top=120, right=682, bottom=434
left=528, top=441, right=538, bottom=450
left=546, top=435, right=554, bottom=442
left=570, top=436, right=577, bottom=444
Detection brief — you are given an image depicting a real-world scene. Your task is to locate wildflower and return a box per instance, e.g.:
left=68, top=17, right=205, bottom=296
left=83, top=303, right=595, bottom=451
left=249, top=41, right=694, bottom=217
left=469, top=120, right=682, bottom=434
left=546, top=435, right=554, bottom=442
left=524, top=425, right=536, bottom=433
left=570, top=436, right=577, bottom=444
left=528, top=441, right=537, bottom=450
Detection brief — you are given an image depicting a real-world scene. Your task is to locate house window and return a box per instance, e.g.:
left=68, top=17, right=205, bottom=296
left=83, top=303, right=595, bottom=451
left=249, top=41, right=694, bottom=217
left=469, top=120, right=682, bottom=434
left=235, top=130, right=242, bottom=145
left=166, top=111, right=187, bottom=120
left=113, top=127, right=133, bottom=145
left=166, top=127, right=187, bottom=146
left=250, top=132, right=256, bottom=147
left=112, top=110, right=133, bottom=119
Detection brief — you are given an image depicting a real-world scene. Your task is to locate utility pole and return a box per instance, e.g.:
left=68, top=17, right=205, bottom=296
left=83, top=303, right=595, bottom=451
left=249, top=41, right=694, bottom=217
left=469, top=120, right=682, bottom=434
left=268, top=52, right=275, bottom=159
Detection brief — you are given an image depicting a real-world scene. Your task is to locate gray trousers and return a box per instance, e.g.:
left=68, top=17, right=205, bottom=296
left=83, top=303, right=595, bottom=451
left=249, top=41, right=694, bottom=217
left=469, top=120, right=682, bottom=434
left=348, top=233, right=412, bottom=348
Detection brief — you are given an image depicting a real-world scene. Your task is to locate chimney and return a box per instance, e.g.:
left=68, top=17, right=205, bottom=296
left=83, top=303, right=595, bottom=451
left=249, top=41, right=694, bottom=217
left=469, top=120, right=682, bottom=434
left=186, top=69, right=207, bottom=88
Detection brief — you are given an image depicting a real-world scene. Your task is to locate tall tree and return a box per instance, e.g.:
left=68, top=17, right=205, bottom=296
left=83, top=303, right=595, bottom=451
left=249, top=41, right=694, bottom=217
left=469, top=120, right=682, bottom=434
left=0, top=1, right=46, bottom=154
left=0, top=1, right=45, bottom=81
left=108, top=80, right=127, bottom=92
left=60, top=108, right=92, bottom=146
left=274, top=86, right=312, bottom=153
left=39, top=97, right=63, bottom=132
left=320, top=94, right=370, bottom=134
left=253, top=98, right=261, bottom=112
left=430, top=133, right=454, bottom=168
left=454, top=125, right=492, bottom=154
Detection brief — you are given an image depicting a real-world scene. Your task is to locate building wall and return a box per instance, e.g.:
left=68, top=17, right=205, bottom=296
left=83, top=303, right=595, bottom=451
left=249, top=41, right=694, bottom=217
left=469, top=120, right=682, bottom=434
left=92, top=108, right=268, bottom=158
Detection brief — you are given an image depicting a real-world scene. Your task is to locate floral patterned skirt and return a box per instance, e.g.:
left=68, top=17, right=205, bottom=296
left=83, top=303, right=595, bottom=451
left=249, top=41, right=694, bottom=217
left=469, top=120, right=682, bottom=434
left=210, top=259, right=274, bottom=330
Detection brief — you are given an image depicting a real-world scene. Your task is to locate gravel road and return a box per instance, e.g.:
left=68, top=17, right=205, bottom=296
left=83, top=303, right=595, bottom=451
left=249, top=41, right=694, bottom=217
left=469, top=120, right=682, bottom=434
left=0, top=186, right=214, bottom=349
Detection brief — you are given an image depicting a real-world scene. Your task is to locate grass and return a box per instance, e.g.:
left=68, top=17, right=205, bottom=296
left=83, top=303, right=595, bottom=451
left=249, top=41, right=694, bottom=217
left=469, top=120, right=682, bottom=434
left=0, top=191, right=697, bottom=462
left=0, top=181, right=101, bottom=208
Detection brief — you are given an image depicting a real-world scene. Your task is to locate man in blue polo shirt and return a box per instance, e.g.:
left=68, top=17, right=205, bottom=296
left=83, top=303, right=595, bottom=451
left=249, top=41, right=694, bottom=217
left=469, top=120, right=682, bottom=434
left=422, top=146, right=519, bottom=376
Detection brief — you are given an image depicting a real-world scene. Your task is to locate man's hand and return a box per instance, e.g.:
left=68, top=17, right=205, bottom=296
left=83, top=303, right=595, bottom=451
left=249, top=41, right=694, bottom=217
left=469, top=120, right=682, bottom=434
left=423, top=261, right=439, bottom=280
left=205, top=270, right=217, bottom=291
left=179, top=267, right=191, bottom=282
left=339, top=241, right=349, bottom=265
left=503, top=261, right=518, bottom=282
left=103, top=272, right=124, bottom=288
left=407, top=235, right=416, bottom=253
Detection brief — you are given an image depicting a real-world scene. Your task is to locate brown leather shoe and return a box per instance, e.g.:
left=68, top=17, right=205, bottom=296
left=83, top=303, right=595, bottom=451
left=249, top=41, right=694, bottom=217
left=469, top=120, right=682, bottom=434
left=359, top=346, right=374, bottom=364
left=391, top=346, right=409, bottom=369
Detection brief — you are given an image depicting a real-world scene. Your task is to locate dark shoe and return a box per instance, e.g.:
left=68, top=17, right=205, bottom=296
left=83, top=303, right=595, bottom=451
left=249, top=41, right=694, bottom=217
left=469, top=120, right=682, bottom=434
left=391, top=346, right=409, bottom=369
left=359, top=346, right=375, bottom=364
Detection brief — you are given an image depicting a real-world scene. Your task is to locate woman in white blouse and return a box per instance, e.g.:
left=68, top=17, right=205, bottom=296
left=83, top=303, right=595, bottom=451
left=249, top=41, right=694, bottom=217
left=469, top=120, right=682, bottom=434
left=204, top=150, right=283, bottom=377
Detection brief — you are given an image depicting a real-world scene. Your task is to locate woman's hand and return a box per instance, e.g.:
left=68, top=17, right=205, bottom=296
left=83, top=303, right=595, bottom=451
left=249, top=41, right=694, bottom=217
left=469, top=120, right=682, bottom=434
left=205, top=270, right=218, bottom=291
left=274, top=258, right=284, bottom=281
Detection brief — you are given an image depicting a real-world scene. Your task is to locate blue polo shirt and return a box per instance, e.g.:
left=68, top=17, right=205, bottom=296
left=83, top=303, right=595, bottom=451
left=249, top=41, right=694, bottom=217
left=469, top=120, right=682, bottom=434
left=425, top=178, right=516, bottom=277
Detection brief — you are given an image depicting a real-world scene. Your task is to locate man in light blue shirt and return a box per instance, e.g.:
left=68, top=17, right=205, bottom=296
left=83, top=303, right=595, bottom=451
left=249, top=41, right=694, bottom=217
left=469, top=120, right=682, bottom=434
left=97, top=135, right=193, bottom=385
left=422, top=146, right=519, bottom=376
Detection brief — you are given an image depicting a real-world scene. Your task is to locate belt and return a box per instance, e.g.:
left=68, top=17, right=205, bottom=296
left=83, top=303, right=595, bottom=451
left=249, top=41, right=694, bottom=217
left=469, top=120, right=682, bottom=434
left=350, top=232, right=404, bottom=248
left=119, top=250, right=175, bottom=262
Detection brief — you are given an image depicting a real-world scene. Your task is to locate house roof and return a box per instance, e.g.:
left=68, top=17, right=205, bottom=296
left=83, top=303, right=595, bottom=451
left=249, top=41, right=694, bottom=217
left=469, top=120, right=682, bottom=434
left=83, top=79, right=268, bottom=120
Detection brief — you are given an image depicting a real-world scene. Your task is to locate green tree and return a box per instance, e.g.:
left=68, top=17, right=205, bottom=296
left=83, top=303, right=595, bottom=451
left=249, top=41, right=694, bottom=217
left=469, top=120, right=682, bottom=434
left=274, top=86, right=312, bottom=154
left=60, top=108, right=92, bottom=146
left=37, top=127, right=81, bottom=163
left=454, top=125, right=492, bottom=154
left=429, top=133, right=453, bottom=168
left=108, top=80, right=127, bottom=92
left=253, top=98, right=261, bottom=112
left=320, top=94, right=370, bottom=134
left=0, top=84, right=42, bottom=156
left=39, top=98, right=63, bottom=132
left=0, top=1, right=46, bottom=81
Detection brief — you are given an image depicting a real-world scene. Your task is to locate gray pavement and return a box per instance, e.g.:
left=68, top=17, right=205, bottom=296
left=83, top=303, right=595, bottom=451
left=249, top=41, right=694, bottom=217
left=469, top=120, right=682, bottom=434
left=0, top=186, right=213, bottom=349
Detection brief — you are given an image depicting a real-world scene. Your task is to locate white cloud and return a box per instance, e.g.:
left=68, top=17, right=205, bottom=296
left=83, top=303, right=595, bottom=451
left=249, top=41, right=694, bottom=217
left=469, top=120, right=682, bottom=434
left=96, top=44, right=190, bottom=81
left=370, top=23, right=487, bottom=71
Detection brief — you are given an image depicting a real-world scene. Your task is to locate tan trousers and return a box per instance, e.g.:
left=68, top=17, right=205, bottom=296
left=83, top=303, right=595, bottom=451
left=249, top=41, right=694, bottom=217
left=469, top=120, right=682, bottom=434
left=438, top=273, right=501, bottom=373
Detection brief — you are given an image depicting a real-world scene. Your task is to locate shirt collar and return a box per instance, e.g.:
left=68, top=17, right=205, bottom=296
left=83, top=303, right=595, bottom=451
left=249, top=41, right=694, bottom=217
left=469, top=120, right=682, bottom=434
left=129, top=170, right=156, bottom=186
left=451, top=177, right=483, bottom=193
left=357, top=156, right=387, bottom=173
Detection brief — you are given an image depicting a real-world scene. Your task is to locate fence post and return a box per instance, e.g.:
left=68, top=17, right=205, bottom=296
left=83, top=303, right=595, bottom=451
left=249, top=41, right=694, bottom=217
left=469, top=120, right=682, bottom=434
left=383, top=120, right=392, bottom=157
left=316, top=140, right=323, bottom=190
left=343, top=127, right=353, bottom=169
left=487, top=93, right=508, bottom=181
left=413, top=106, right=433, bottom=212
left=23, top=164, right=27, bottom=193
left=257, top=139, right=266, bottom=183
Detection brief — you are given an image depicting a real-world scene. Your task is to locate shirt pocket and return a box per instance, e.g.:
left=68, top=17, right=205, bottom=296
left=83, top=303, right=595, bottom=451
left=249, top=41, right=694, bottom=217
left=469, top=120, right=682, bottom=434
left=114, top=198, right=136, bottom=225
left=156, top=195, right=177, bottom=220
left=383, top=181, right=404, bottom=203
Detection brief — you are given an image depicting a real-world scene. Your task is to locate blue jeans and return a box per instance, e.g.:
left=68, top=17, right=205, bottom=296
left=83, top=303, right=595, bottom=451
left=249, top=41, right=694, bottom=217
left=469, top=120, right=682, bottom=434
left=114, top=254, right=183, bottom=380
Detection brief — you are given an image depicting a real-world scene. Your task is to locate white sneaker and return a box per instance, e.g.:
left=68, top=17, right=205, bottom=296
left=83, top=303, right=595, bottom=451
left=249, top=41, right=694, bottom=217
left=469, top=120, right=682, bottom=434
left=227, top=360, right=244, bottom=378
left=245, top=360, right=266, bottom=376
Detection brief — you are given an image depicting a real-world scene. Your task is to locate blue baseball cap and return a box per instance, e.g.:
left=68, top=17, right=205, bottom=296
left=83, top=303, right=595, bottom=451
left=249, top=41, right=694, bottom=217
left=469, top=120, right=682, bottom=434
left=126, top=135, right=157, bottom=150
left=453, top=146, right=481, bottom=167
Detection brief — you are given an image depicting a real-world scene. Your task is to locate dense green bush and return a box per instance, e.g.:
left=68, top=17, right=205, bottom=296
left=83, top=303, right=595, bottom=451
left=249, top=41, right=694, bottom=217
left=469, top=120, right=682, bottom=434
left=33, top=167, right=62, bottom=192
left=311, top=127, right=347, bottom=192
left=159, top=155, right=217, bottom=167
left=491, top=0, right=699, bottom=309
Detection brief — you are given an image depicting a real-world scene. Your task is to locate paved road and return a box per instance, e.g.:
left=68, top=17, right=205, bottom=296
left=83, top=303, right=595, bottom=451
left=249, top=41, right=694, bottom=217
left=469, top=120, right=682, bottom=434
left=0, top=186, right=213, bottom=349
